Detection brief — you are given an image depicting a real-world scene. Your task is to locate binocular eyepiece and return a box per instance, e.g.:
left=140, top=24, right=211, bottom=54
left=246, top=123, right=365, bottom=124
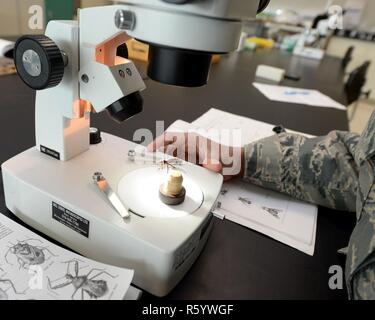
left=106, top=91, right=143, bottom=123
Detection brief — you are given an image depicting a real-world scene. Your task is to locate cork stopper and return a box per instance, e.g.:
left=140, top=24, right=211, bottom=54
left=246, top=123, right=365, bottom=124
left=159, top=170, right=186, bottom=205
left=163, top=170, right=183, bottom=196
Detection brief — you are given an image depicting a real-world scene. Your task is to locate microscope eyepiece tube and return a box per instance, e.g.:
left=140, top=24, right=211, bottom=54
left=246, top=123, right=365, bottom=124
left=106, top=91, right=143, bottom=123
left=145, top=43, right=213, bottom=88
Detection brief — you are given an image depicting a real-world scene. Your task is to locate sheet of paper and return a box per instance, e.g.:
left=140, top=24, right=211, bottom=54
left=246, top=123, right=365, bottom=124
left=253, top=82, right=346, bottom=111
left=343, top=0, right=368, bottom=29
left=168, top=108, right=318, bottom=255
left=187, top=108, right=314, bottom=147
left=0, top=213, right=135, bottom=300
left=213, top=181, right=317, bottom=256
left=0, top=39, right=14, bottom=58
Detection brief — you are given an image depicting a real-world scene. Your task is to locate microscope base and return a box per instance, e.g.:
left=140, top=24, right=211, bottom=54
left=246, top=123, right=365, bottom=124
left=1, top=133, right=222, bottom=297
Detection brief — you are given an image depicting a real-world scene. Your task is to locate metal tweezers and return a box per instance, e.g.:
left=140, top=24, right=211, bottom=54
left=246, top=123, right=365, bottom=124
left=93, top=172, right=130, bottom=220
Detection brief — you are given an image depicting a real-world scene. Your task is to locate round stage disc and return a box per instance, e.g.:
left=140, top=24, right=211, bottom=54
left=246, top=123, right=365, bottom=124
left=117, top=167, right=204, bottom=218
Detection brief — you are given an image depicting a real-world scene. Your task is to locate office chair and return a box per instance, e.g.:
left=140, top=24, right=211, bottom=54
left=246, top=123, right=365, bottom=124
left=342, top=46, right=354, bottom=70
left=345, top=61, right=372, bottom=121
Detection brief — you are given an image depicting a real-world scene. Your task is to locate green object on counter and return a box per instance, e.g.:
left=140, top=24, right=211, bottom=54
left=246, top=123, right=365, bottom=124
left=45, top=0, right=75, bottom=23
left=244, top=41, right=257, bottom=51
left=280, top=37, right=298, bottom=52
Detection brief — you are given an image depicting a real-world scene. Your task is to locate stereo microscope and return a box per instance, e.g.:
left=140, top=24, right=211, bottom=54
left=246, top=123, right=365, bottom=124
left=2, top=0, right=270, bottom=297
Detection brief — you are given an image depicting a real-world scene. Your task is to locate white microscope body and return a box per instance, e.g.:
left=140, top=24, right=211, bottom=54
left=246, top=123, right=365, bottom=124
left=1, top=0, right=269, bottom=296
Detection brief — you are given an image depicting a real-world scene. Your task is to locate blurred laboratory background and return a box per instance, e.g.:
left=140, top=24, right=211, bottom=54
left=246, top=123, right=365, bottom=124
left=0, top=0, right=374, bottom=133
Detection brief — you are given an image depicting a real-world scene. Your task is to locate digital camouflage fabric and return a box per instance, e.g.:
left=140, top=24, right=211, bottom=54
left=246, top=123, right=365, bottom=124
left=243, top=112, right=375, bottom=300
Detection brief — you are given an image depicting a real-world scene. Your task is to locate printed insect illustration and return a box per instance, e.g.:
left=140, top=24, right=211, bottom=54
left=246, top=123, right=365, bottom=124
left=262, top=207, right=282, bottom=219
left=238, top=197, right=282, bottom=219
left=5, top=238, right=57, bottom=269
left=238, top=197, right=252, bottom=205
left=0, top=268, right=25, bottom=300
left=220, top=189, right=228, bottom=196
left=48, top=260, right=118, bottom=300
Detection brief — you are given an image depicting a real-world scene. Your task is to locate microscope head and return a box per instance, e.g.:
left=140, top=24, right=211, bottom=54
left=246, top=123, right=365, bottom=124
left=14, top=0, right=271, bottom=125
left=116, top=0, right=271, bottom=87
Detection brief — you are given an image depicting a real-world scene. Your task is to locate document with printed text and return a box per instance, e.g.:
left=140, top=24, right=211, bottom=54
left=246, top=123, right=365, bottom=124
left=253, top=82, right=346, bottom=111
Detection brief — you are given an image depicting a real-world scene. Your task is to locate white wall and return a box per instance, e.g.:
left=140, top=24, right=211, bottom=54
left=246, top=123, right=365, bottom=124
left=0, top=0, right=20, bottom=36
left=0, top=0, right=44, bottom=36
left=18, top=0, right=45, bottom=35
left=327, top=36, right=375, bottom=99
left=265, top=0, right=375, bottom=31
left=0, top=0, right=45, bottom=36
left=265, top=0, right=330, bottom=18
left=361, top=1, right=375, bottom=31
left=0, top=0, right=113, bottom=37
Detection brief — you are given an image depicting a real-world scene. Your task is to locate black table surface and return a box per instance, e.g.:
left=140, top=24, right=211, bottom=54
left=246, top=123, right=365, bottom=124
left=0, top=49, right=355, bottom=300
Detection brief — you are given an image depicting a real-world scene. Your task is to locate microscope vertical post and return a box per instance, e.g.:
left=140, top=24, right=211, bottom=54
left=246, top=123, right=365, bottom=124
left=35, top=21, right=90, bottom=161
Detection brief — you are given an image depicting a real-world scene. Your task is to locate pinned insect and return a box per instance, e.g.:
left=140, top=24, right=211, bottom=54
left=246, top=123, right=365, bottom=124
left=158, top=158, right=184, bottom=172
left=5, top=238, right=57, bottom=269
left=48, top=260, right=118, bottom=300
left=0, top=268, right=25, bottom=300
left=128, top=149, right=184, bottom=172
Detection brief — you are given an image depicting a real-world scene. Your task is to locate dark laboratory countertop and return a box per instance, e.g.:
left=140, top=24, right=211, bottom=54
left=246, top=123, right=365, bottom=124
left=0, top=49, right=355, bottom=300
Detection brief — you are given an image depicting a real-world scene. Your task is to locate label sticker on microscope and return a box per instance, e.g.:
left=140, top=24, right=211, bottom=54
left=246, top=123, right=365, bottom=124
left=40, top=145, right=60, bottom=160
left=52, top=202, right=90, bottom=238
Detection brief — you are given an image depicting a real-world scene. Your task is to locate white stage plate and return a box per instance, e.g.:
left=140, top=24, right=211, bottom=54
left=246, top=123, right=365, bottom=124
left=117, top=167, right=204, bottom=218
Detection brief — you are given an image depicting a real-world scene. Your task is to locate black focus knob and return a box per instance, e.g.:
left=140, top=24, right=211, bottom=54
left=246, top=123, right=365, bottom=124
left=14, top=35, right=65, bottom=90
left=90, top=127, right=102, bottom=145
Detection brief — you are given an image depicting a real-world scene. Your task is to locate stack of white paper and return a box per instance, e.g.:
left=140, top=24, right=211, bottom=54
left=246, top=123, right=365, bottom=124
left=253, top=82, right=346, bottom=111
left=167, top=108, right=318, bottom=256
left=0, top=214, right=136, bottom=300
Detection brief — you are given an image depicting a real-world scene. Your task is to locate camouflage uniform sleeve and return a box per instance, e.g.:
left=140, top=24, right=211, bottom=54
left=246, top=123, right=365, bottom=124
left=352, top=259, right=375, bottom=299
left=243, top=130, right=360, bottom=212
left=345, top=111, right=375, bottom=300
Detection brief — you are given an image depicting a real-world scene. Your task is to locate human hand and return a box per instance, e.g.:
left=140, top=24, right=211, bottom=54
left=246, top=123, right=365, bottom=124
left=148, top=132, right=244, bottom=181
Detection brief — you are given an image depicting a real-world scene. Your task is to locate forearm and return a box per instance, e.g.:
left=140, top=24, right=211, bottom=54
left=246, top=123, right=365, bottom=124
left=242, top=131, right=360, bottom=212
